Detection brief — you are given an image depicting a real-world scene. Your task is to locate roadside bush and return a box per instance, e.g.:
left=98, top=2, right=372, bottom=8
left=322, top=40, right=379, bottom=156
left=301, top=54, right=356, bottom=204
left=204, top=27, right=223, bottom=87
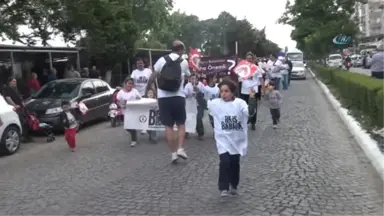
left=313, top=65, right=384, bottom=129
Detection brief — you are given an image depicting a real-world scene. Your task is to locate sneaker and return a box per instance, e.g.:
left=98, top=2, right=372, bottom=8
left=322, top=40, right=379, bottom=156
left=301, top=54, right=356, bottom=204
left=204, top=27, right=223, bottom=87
left=230, top=188, right=238, bottom=196
left=130, top=141, right=137, bottom=147
left=171, top=152, right=178, bottom=164
left=220, top=190, right=229, bottom=201
left=273, top=125, right=277, bottom=129
left=177, top=148, right=188, bottom=160
left=70, top=148, right=76, bottom=152
left=251, top=124, right=256, bottom=130
left=141, top=130, right=147, bottom=135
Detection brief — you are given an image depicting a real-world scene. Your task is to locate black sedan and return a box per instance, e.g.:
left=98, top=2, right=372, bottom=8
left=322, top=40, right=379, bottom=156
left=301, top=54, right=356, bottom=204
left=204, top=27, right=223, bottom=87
left=25, top=78, right=114, bottom=130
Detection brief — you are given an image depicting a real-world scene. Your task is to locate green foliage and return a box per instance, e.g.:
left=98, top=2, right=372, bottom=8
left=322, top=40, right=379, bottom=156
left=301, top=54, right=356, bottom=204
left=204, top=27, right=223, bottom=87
left=313, top=65, right=384, bottom=129
left=279, top=0, right=363, bottom=58
left=1, top=1, right=279, bottom=67
left=142, top=11, right=280, bottom=57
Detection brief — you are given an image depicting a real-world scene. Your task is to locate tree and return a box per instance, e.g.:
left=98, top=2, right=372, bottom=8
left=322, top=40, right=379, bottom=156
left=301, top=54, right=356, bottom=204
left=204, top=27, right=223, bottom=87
left=279, top=0, right=363, bottom=59
left=0, top=0, right=173, bottom=68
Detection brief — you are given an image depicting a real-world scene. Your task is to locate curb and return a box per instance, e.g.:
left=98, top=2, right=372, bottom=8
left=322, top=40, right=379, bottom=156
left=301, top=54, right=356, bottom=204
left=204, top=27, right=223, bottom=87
left=308, top=68, right=384, bottom=181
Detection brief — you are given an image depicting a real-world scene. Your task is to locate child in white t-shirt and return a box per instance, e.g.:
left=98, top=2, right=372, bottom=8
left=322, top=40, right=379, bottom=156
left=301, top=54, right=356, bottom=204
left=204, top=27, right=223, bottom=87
left=202, top=75, right=219, bottom=128
left=208, top=79, right=249, bottom=200
left=117, top=78, right=142, bottom=147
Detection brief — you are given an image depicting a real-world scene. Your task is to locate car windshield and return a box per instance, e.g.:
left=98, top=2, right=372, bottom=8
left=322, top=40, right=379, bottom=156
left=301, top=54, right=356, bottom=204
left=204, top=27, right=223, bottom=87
left=33, top=82, right=80, bottom=99
left=329, top=55, right=342, bottom=60
left=287, top=53, right=303, bottom=61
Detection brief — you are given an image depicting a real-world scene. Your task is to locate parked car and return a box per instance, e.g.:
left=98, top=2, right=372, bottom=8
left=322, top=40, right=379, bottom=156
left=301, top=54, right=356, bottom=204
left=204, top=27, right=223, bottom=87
left=25, top=78, right=114, bottom=131
left=0, top=94, right=22, bottom=155
left=326, top=54, right=343, bottom=68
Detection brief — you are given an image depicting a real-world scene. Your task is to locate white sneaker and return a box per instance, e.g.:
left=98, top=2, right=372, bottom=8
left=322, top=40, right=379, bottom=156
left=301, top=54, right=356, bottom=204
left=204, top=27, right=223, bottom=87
left=177, top=148, right=188, bottom=160
left=273, top=125, right=277, bottom=129
left=141, top=130, right=147, bottom=135
left=171, top=152, right=178, bottom=164
left=130, top=141, right=137, bottom=147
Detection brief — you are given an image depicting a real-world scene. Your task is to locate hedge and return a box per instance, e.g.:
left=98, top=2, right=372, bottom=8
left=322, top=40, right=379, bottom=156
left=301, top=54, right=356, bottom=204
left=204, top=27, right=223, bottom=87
left=312, top=65, right=384, bottom=129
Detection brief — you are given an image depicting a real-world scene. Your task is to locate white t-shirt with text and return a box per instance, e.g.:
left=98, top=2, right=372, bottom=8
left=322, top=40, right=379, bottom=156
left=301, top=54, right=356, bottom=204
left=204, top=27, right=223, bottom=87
left=153, top=53, right=191, bottom=98
left=116, top=88, right=141, bottom=102
left=130, top=68, right=152, bottom=96
left=208, top=98, right=249, bottom=156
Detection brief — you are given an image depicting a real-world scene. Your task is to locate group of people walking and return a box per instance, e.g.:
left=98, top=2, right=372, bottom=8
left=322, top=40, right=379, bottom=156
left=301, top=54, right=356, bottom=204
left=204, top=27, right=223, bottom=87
left=114, top=40, right=293, bottom=200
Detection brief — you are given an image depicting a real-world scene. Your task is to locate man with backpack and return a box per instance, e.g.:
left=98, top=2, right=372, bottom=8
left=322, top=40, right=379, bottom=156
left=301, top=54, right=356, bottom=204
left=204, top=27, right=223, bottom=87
left=150, top=40, right=191, bottom=164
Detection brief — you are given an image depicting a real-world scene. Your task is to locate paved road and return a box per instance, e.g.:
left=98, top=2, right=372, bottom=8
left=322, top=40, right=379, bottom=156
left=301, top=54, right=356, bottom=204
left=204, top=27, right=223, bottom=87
left=349, top=67, right=371, bottom=76
left=0, top=75, right=383, bottom=215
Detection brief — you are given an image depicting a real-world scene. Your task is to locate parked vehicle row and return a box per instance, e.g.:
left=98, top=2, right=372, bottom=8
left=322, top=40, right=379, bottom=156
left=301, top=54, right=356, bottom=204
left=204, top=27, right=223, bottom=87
left=1, top=78, right=116, bottom=156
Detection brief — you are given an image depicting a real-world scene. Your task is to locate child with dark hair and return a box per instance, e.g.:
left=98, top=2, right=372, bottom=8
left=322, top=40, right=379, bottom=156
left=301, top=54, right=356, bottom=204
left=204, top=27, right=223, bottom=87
left=184, top=74, right=205, bottom=139
left=60, top=100, right=78, bottom=152
left=264, top=80, right=282, bottom=128
left=201, top=75, right=219, bottom=128
left=145, top=88, right=158, bottom=144
left=208, top=79, right=248, bottom=200
left=117, top=77, right=142, bottom=147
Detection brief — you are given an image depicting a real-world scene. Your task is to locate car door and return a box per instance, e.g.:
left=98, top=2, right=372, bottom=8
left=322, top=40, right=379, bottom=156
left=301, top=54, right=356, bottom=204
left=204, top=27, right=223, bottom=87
left=79, top=81, right=97, bottom=122
left=92, top=80, right=111, bottom=118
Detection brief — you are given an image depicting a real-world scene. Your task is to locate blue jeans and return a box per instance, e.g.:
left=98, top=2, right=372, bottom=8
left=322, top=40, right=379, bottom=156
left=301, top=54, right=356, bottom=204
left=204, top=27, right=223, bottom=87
left=272, top=78, right=281, bottom=90
left=282, top=74, right=289, bottom=90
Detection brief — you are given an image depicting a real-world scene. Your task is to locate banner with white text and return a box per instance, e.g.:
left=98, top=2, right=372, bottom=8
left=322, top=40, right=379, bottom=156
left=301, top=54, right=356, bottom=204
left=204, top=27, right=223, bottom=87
left=123, top=98, right=196, bottom=133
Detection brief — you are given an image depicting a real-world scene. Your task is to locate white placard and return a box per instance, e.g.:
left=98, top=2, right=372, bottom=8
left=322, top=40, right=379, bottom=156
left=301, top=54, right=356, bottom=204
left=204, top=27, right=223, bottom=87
left=123, top=99, right=196, bottom=133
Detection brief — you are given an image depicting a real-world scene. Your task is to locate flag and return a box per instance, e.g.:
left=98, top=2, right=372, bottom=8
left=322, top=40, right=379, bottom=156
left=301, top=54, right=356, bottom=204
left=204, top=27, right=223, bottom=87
left=189, top=48, right=201, bottom=72
left=233, top=60, right=257, bottom=80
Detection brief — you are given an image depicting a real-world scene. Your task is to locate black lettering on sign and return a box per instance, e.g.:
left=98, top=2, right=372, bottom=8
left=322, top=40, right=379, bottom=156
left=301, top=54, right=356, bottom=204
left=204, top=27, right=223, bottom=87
left=221, top=115, right=243, bottom=130
left=136, top=76, right=148, bottom=84
left=148, top=108, right=162, bottom=127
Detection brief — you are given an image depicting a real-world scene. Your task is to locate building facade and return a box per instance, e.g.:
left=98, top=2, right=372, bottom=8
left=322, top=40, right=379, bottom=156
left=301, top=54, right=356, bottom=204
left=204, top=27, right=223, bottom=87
left=355, top=0, right=384, bottom=42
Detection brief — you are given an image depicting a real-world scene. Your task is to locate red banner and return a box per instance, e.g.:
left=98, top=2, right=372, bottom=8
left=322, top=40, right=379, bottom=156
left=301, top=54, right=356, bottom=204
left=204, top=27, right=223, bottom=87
left=233, top=60, right=257, bottom=80
left=189, top=48, right=201, bottom=72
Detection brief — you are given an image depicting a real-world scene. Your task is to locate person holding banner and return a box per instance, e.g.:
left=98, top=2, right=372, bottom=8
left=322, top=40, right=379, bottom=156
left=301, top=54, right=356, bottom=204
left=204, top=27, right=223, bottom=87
left=117, top=78, right=142, bottom=147
left=208, top=79, right=248, bottom=200
left=131, top=57, right=153, bottom=135
left=150, top=40, right=190, bottom=163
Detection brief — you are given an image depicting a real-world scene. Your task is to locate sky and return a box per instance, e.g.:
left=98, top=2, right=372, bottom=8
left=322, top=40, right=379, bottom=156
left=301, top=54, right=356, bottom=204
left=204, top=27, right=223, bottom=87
left=1, top=0, right=296, bottom=49
left=173, top=0, right=296, bottom=49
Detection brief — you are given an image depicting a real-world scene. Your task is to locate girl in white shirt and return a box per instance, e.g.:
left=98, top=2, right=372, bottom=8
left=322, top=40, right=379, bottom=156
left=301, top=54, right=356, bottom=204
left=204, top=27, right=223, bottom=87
left=202, top=75, right=219, bottom=128
left=117, top=78, right=142, bottom=147
left=208, top=79, right=249, bottom=200
left=184, top=74, right=205, bottom=139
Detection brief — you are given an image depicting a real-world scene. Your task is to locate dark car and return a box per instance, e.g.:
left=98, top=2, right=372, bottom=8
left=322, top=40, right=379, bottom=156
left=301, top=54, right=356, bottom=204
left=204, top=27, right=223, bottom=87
left=25, top=78, right=114, bottom=130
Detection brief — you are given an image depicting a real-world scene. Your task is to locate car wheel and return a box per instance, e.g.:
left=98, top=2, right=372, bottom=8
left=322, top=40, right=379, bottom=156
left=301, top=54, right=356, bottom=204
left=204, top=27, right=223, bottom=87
left=0, top=125, right=21, bottom=155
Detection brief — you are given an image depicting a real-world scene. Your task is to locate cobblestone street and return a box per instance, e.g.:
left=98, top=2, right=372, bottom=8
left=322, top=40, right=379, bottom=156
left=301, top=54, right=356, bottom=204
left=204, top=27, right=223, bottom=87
left=0, top=76, right=382, bottom=215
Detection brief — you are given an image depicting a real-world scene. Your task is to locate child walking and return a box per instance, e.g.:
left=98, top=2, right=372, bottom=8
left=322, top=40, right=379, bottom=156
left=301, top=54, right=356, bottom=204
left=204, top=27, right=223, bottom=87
left=60, top=101, right=78, bottom=152
left=145, top=88, right=158, bottom=144
left=208, top=79, right=248, bottom=200
left=202, top=75, right=219, bottom=128
left=117, top=78, right=142, bottom=147
left=184, top=74, right=205, bottom=140
left=264, top=81, right=282, bottom=128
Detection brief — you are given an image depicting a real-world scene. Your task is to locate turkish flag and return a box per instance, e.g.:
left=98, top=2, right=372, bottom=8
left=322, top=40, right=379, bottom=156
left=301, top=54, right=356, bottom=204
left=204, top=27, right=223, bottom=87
left=233, top=60, right=257, bottom=80
left=189, top=48, right=200, bottom=72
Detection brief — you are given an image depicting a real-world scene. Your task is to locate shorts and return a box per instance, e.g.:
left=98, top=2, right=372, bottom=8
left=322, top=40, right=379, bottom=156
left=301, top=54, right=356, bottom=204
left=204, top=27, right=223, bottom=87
left=158, top=96, right=186, bottom=127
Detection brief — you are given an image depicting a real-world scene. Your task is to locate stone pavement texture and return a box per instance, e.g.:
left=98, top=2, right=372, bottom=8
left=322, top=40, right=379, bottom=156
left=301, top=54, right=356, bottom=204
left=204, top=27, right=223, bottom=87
left=0, top=76, right=383, bottom=216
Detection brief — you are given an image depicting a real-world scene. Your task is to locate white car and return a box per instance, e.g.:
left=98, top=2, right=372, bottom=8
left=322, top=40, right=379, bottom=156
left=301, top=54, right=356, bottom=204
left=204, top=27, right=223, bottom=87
left=327, top=54, right=343, bottom=68
left=0, top=94, right=22, bottom=155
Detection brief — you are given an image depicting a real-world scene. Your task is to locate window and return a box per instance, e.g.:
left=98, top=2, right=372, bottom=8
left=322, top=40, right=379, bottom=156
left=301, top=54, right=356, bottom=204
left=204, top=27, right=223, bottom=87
left=34, top=81, right=80, bottom=99
left=81, top=81, right=95, bottom=95
left=93, top=80, right=109, bottom=93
